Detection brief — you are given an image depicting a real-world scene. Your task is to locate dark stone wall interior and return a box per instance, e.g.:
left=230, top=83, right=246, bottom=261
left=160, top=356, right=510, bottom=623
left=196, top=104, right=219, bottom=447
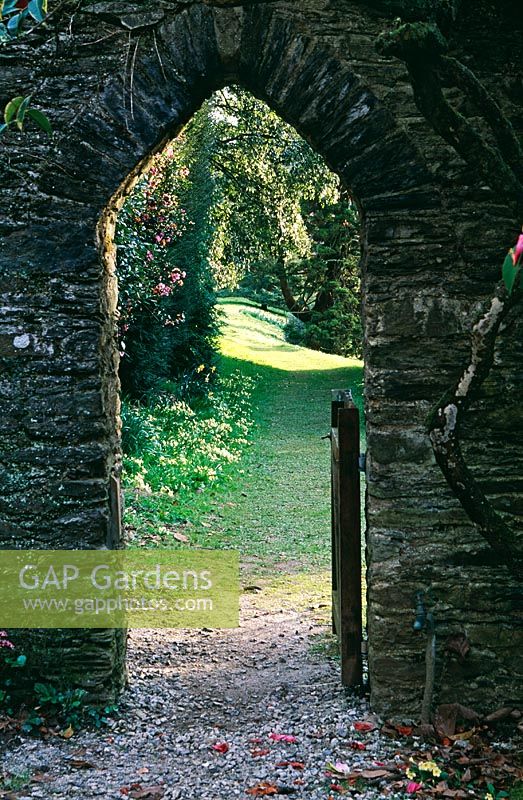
left=0, top=0, right=521, bottom=718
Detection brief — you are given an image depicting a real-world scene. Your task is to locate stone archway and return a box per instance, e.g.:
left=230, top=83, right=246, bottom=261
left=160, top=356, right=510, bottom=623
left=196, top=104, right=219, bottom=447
left=0, top=1, right=521, bottom=719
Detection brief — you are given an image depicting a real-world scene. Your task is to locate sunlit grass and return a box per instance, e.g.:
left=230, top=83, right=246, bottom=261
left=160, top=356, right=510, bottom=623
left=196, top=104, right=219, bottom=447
left=124, top=299, right=365, bottom=581
left=220, top=302, right=361, bottom=373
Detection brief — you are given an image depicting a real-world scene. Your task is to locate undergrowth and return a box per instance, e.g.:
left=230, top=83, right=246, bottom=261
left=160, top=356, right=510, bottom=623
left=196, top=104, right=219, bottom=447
left=122, top=370, right=256, bottom=545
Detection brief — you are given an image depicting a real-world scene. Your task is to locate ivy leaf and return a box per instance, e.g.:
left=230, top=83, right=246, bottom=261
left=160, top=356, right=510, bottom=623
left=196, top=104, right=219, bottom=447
left=15, top=94, right=32, bottom=129
left=6, top=10, right=22, bottom=33
left=4, top=95, right=24, bottom=124
left=27, top=107, right=52, bottom=133
left=27, top=0, right=45, bottom=22
left=502, top=252, right=519, bottom=295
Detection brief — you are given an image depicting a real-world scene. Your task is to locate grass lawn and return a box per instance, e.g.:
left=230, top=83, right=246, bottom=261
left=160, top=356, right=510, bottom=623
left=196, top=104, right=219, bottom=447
left=124, top=300, right=364, bottom=588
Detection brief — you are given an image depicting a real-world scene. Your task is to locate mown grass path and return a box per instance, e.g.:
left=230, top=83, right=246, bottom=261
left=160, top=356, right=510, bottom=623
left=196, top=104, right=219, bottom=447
left=192, top=301, right=364, bottom=579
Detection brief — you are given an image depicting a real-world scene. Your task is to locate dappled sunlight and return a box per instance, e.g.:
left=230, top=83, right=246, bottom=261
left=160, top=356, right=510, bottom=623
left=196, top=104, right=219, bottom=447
left=219, top=302, right=363, bottom=373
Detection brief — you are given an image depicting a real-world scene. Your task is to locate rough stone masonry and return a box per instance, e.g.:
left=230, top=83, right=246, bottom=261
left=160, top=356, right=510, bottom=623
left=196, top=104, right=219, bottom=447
left=0, top=0, right=521, bottom=719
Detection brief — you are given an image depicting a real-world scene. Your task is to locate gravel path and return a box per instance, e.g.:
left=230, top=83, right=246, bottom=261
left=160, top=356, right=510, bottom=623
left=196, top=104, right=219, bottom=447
left=1, top=597, right=417, bottom=799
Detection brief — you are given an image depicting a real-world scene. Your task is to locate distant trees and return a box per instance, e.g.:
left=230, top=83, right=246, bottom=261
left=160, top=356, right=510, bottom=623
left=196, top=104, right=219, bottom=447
left=206, top=89, right=362, bottom=356
left=116, top=88, right=363, bottom=399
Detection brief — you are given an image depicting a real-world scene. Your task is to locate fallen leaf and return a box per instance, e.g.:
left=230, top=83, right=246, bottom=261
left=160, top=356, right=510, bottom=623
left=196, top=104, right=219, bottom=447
left=484, top=707, right=514, bottom=724
left=347, top=741, right=366, bottom=750
left=275, top=761, right=304, bottom=770
left=327, top=761, right=351, bottom=776
left=211, top=742, right=229, bottom=753
left=246, top=782, right=279, bottom=796
left=269, top=733, right=297, bottom=743
left=448, top=729, right=475, bottom=741
left=360, top=769, right=393, bottom=779
left=434, top=704, right=480, bottom=739
left=353, top=721, right=375, bottom=732
left=444, top=633, right=471, bottom=662
left=171, top=531, right=189, bottom=543
left=251, top=748, right=270, bottom=758
left=61, top=725, right=74, bottom=739
left=129, top=786, right=165, bottom=800
left=396, top=725, right=413, bottom=736
left=66, top=758, right=96, bottom=769
left=293, top=779, right=304, bottom=785
left=329, top=785, right=346, bottom=793
left=250, top=737, right=264, bottom=744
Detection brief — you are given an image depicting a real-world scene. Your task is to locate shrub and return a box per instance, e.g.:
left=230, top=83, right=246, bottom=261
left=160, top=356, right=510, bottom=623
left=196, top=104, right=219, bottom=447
left=284, top=313, right=307, bottom=345
left=122, top=370, right=256, bottom=497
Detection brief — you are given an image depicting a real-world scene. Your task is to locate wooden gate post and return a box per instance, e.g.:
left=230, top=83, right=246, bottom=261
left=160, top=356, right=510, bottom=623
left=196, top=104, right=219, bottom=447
left=331, top=390, right=363, bottom=686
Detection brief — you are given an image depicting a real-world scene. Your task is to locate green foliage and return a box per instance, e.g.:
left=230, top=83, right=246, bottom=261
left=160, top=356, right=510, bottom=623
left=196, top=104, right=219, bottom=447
left=300, top=292, right=363, bottom=358
left=0, top=94, right=51, bottom=135
left=0, top=630, right=26, bottom=713
left=198, top=88, right=362, bottom=358
left=19, top=683, right=117, bottom=734
left=116, top=124, right=219, bottom=400
left=122, top=370, right=255, bottom=499
left=284, top=313, right=307, bottom=345
left=0, top=1, right=52, bottom=137
left=502, top=234, right=522, bottom=295
left=0, top=0, right=47, bottom=40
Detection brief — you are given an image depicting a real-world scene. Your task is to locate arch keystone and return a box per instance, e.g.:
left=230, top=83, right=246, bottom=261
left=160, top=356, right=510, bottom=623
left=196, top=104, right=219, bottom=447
left=213, top=7, right=244, bottom=71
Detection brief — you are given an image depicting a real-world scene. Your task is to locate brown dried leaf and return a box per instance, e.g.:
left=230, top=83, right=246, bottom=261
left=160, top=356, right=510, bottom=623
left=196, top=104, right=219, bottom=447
left=444, top=633, right=471, bottom=662
left=66, top=759, right=96, bottom=769
left=434, top=704, right=480, bottom=738
left=359, top=769, right=393, bottom=779
left=484, top=707, right=514, bottom=724
left=129, top=785, right=165, bottom=799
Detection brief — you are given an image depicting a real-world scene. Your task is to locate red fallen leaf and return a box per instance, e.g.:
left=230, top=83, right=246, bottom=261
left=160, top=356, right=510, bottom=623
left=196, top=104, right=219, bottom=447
left=275, top=761, right=305, bottom=770
left=293, top=779, right=305, bottom=785
left=330, top=784, right=346, bottom=793
left=269, top=733, right=297, bottom=743
left=353, top=721, right=376, bottom=732
left=211, top=742, right=229, bottom=753
left=246, top=782, right=279, bottom=796
left=250, top=737, right=264, bottom=744
left=347, top=741, right=366, bottom=750
left=396, top=725, right=413, bottom=736
left=251, top=748, right=270, bottom=758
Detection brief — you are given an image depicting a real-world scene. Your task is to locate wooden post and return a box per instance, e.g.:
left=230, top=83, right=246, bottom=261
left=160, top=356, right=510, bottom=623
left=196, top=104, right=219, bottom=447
left=330, top=390, right=363, bottom=686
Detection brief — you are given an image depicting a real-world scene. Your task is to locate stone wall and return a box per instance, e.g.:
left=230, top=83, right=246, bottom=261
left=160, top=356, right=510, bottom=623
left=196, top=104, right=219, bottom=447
left=0, top=0, right=521, bottom=718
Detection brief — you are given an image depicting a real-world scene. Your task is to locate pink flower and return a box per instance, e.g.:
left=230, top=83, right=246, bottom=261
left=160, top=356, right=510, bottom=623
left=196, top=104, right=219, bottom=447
left=512, top=233, right=523, bottom=265
left=146, top=250, right=154, bottom=262
left=152, top=282, right=172, bottom=296
left=406, top=781, right=423, bottom=794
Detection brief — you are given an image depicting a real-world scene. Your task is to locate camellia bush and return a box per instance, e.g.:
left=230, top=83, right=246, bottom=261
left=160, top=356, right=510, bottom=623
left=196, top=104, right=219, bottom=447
left=116, top=129, right=218, bottom=401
